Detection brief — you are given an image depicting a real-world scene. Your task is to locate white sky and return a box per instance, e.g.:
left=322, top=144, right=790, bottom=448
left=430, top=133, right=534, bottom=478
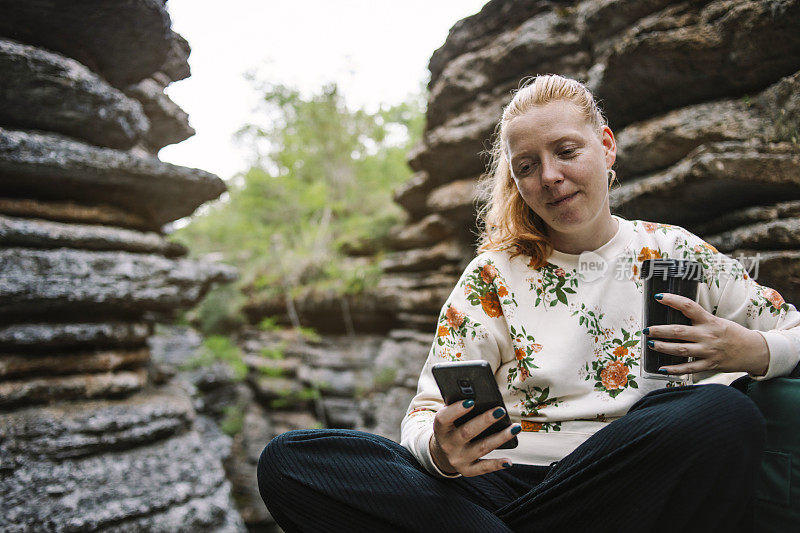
left=159, top=0, right=488, bottom=181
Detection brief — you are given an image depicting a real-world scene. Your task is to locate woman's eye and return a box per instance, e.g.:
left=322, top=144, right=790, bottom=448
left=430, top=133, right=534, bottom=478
left=560, top=148, right=576, bottom=156
left=517, top=162, right=536, bottom=175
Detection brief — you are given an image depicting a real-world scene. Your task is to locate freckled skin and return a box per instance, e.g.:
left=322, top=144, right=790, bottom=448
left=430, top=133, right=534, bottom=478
left=504, top=100, right=618, bottom=254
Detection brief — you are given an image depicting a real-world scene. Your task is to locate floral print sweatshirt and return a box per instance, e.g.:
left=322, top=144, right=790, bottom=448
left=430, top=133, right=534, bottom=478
left=400, top=215, right=800, bottom=478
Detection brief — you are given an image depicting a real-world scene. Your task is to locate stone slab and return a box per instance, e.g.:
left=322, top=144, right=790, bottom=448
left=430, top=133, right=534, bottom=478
left=0, top=247, right=237, bottom=316
left=0, top=0, right=174, bottom=87
left=0, top=347, right=150, bottom=380
left=124, top=77, right=195, bottom=151
left=612, top=141, right=800, bottom=226
left=0, top=368, right=147, bottom=408
left=0, top=423, right=244, bottom=531
left=0, top=38, right=149, bottom=149
left=0, top=321, right=150, bottom=350
left=0, top=127, right=226, bottom=229
left=0, top=214, right=187, bottom=256
left=0, top=197, right=152, bottom=230
left=593, top=0, right=800, bottom=128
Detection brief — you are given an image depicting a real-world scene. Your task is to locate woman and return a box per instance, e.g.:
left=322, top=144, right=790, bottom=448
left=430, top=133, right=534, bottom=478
left=258, top=75, right=800, bottom=532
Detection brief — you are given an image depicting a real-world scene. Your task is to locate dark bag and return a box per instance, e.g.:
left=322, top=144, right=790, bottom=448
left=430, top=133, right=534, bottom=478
left=732, top=362, right=800, bottom=530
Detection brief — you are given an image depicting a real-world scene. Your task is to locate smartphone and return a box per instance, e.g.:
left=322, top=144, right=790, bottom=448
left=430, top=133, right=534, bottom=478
left=432, top=360, right=518, bottom=449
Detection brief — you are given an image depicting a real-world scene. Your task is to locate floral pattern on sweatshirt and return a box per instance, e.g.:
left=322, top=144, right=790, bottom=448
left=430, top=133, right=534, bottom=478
left=526, top=261, right=579, bottom=309
left=462, top=260, right=518, bottom=319
left=506, top=324, right=542, bottom=384
left=510, top=384, right=561, bottom=418
left=674, top=236, right=786, bottom=319
left=751, top=285, right=790, bottom=318
left=573, top=303, right=641, bottom=398
left=673, top=237, right=740, bottom=290
left=633, top=220, right=676, bottom=236
left=514, top=382, right=564, bottom=432
left=435, top=304, right=487, bottom=360
left=520, top=420, right=564, bottom=432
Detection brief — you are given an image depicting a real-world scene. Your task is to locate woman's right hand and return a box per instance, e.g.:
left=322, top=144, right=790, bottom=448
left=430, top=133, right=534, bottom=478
left=429, top=399, right=522, bottom=477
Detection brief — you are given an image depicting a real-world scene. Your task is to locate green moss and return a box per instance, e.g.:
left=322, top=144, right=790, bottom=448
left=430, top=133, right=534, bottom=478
left=191, top=284, right=246, bottom=336
left=273, top=385, right=320, bottom=401
left=181, top=335, right=248, bottom=382
left=269, top=398, right=291, bottom=409
left=258, top=316, right=281, bottom=331
left=258, top=365, right=285, bottom=377
left=259, top=341, right=287, bottom=360
left=374, top=367, right=398, bottom=389
left=296, top=325, right=321, bottom=343
left=299, top=387, right=321, bottom=400
left=220, top=405, right=245, bottom=436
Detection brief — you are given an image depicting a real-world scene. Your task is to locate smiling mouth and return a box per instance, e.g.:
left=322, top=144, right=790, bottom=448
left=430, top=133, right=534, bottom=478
left=548, top=192, right=578, bottom=206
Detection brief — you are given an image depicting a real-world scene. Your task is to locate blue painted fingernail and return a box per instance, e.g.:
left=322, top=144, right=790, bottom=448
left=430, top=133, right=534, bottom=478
left=647, top=340, right=654, bottom=348
left=642, top=327, right=650, bottom=335
left=511, top=424, right=522, bottom=435
left=657, top=368, right=669, bottom=375
left=502, top=462, right=512, bottom=468
left=462, top=399, right=474, bottom=408
left=654, top=293, right=663, bottom=300
left=493, top=407, right=505, bottom=419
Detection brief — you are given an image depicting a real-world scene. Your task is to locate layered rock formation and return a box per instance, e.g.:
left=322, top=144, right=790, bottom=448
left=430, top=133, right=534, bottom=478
left=361, top=0, right=800, bottom=443
left=0, top=1, right=243, bottom=530
left=147, top=324, right=390, bottom=529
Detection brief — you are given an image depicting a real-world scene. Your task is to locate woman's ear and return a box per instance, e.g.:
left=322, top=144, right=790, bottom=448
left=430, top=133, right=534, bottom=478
left=601, top=126, right=616, bottom=169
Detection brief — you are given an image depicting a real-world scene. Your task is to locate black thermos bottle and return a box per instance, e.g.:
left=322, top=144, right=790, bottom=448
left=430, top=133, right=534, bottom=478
left=640, top=259, right=704, bottom=381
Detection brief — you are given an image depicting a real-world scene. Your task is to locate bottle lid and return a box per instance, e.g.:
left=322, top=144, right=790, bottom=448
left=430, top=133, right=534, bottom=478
left=640, top=259, right=704, bottom=282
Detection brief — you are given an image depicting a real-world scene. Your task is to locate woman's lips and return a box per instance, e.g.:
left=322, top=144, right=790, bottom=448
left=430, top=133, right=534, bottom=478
left=549, top=191, right=578, bottom=206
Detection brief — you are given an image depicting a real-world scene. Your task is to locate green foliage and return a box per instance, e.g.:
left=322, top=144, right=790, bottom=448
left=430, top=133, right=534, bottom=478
left=268, top=386, right=319, bottom=409
left=191, top=284, right=247, bottom=336
left=269, top=398, right=291, bottom=409
left=259, top=341, right=286, bottom=360
left=172, top=312, right=192, bottom=327
left=298, top=386, right=321, bottom=400
left=258, top=316, right=280, bottom=332
left=220, top=404, right=245, bottom=436
left=258, top=365, right=285, bottom=377
left=182, top=335, right=248, bottom=382
left=171, top=79, right=424, bottom=332
left=296, top=325, right=321, bottom=343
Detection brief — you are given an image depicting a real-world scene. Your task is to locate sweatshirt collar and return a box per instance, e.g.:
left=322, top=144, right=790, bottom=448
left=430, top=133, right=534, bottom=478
left=547, top=215, right=634, bottom=266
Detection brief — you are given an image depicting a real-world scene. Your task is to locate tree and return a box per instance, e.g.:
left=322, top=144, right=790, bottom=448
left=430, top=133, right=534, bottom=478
left=172, top=80, right=424, bottom=334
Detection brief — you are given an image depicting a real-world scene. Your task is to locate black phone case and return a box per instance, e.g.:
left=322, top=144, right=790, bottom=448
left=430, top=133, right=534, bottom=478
left=432, top=360, right=518, bottom=449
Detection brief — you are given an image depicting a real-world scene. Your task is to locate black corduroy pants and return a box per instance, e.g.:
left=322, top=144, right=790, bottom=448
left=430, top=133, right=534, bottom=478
left=257, top=384, right=766, bottom=533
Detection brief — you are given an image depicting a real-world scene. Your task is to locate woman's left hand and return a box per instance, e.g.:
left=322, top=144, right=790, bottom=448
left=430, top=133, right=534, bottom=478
left=644, top=293, right=770, bottom=376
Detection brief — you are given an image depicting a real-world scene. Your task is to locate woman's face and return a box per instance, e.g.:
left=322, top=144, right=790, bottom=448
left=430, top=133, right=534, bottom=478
left=504, top=100, right=616, bottom=237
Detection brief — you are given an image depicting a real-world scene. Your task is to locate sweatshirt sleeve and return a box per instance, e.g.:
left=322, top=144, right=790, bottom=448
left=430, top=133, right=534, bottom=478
left=399, top=254, right=510, bottom=478
left=687, top=237, right=800, bottom=381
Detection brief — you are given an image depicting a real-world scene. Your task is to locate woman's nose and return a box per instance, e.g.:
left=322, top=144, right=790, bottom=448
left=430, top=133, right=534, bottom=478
left=540, top=157, right=564, bottom=187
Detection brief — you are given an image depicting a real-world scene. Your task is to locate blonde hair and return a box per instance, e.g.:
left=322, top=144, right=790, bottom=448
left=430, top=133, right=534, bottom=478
left=476, top=74, right=610, bottom=268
